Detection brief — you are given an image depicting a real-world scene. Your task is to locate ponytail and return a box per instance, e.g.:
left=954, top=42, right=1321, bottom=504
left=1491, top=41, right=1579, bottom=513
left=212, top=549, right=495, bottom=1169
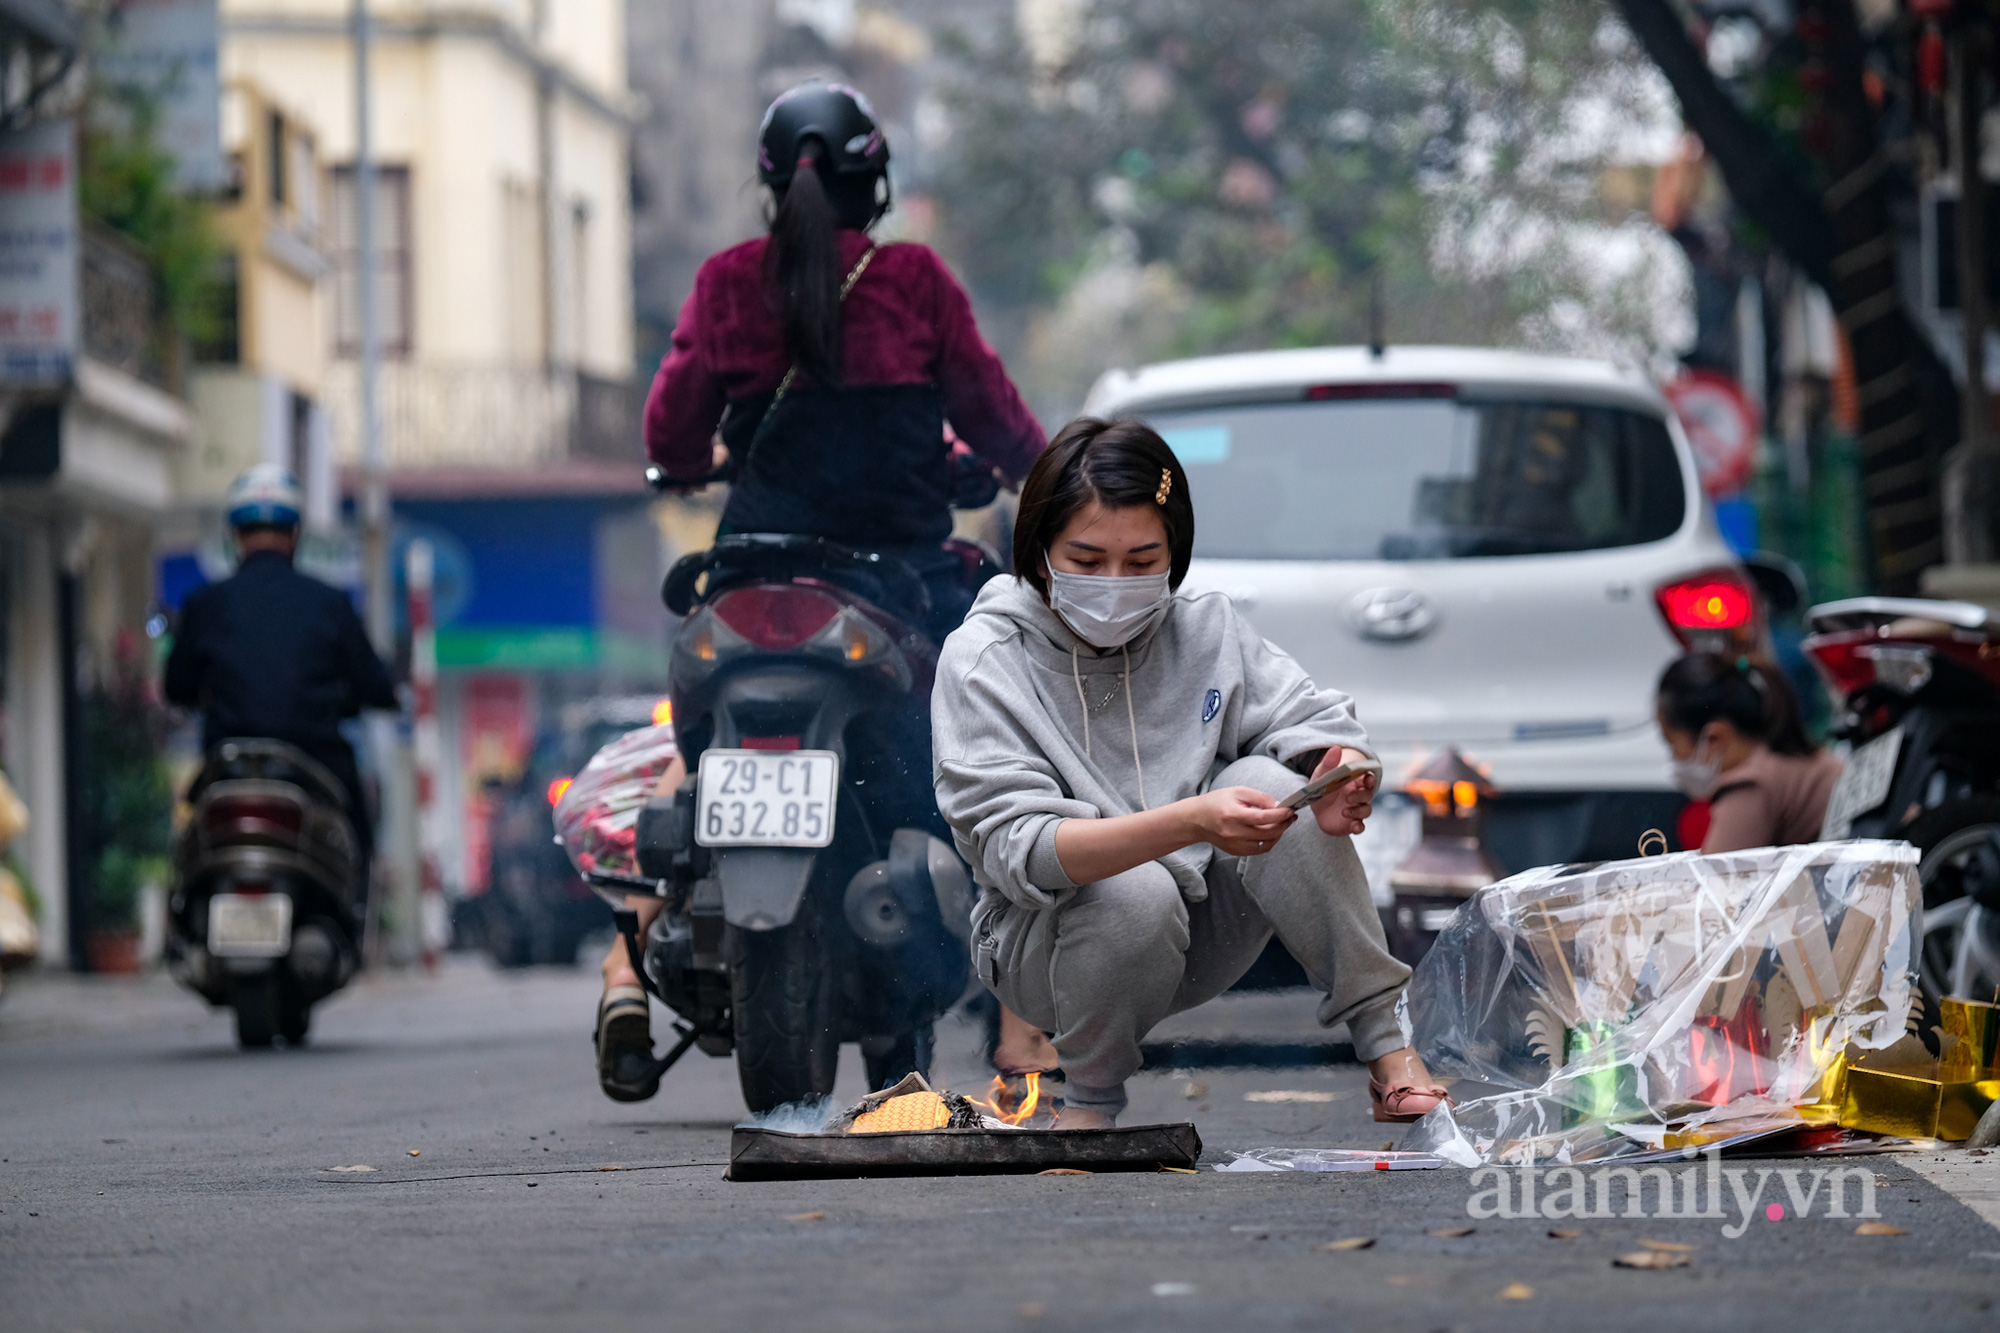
left=1656, top=652, right=1817, bottom=757
left=764, top=147, right=845, bottom=387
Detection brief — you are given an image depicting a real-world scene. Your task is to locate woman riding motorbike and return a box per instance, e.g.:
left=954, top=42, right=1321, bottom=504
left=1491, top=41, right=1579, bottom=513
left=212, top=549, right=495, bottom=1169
left=596, top=81, right=1048, bottom=1100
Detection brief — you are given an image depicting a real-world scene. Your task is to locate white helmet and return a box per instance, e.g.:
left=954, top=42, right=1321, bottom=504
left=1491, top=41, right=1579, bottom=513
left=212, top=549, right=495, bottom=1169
left=225, top=463, right=303, bottom=529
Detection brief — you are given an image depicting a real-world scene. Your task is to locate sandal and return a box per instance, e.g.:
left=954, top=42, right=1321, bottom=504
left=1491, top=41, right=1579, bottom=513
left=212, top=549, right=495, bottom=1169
left=594, top=985, right=661, bottom=1103
left=1369, top=1079, right=1452, bottom=1123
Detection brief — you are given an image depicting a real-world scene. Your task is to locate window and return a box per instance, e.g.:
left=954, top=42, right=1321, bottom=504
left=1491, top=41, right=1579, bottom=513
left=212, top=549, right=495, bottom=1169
left=330, top=164, right=413, bottom=357
left=1147, top=397, right=1687, bottom=561
left=193, top=253, right=240, bottom=365
left=267, top=110, right=286, bottom=207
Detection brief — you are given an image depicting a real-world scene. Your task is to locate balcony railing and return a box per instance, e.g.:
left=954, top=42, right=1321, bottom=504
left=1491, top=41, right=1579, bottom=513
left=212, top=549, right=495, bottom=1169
left=323, top=361, right=640, bottom=471
left=81, top=224, right=179, bottom=393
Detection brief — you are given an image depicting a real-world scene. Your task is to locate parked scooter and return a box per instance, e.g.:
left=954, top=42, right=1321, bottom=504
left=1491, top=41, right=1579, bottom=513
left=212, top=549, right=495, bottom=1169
left=165, top=739, right=362, bottom=1048
left=1803, top=597, right=2000, bottom=1006
left=568, top=526, right=985, bottom=1113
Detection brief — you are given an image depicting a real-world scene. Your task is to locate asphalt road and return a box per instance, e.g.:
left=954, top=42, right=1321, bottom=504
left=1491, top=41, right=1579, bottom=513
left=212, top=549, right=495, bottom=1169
left=4, top=957, right=1999, bottom=1332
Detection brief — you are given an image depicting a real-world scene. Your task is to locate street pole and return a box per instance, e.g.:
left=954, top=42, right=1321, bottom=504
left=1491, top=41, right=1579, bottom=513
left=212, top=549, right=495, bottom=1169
left=408, top=538, right=446, bottom=970
left=352, top=0, right=417, bottom=964
left=354, top=0, right=386, bottom=650
left=1949, top=20, right=1999, bottom=565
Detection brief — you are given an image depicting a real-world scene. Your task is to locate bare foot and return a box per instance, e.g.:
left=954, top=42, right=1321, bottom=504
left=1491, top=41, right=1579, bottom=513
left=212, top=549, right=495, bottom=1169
left=993, top=1004, right=1059, bottom=1074
left=1366, top=1046, right=1439, bottom=1089
left=1057, top=1105, right=1116, bottom=1130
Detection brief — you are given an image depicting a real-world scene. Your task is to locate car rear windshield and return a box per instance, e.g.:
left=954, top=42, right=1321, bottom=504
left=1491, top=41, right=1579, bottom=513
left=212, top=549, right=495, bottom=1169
left=1145, top=397, right=1686, bottom=560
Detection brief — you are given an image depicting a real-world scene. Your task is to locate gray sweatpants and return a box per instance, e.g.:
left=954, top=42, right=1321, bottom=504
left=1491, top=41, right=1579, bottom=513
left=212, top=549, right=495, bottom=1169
left=971, top=756, right=1414, bottom=1117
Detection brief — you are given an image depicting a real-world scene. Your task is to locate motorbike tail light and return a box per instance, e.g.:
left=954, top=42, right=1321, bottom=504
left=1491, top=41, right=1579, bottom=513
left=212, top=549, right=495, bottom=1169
left=547, top=777, right=573, bottom=807
left=1654, top=569, right=1756, bottom=647
left=1805, top=633, right=1934, bottom=699
left=1862, top=644, right=1934, bottom=695
left=811, top=607, right=894, bottom=665
left=711, top=586, right=843, bottom=649
left=203, top=794, right=304, bottom=840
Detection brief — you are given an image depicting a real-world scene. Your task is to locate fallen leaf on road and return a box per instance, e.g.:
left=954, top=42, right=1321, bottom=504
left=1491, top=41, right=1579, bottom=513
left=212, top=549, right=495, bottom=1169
left=1639, top=1239, right=1698, bottom=1252
left=783, top=1212, right=825, bottom=1222
left=1157, top=1166, right=1197, bottom=1174
left=1547, top=1229, right=1580, bottom=1239
left=1379, top=1141, right=1394, bottom=1151
left=1245, top=1090, right=1336, bottom=1103
left=1184, top=1081, right=1208, bottom=1099
left=326, top=1165, right=376, bottom=1173
left=1321, top=1237, right=1375, bottom=1251
left=1499, top=1283, right=1534, bottom=1300
left=598, top=1166, right=625, bottom=1172
left=1855, top=1222, right=1907, bottom=1235
left=1039, top=1168, right=1091, bottom=1176
left=1614, top=1251, right=1691, bottom=1269
left=407, top=1150, right=420, bottom=1157
left=1430, top=1227, right=1476, bottom=1238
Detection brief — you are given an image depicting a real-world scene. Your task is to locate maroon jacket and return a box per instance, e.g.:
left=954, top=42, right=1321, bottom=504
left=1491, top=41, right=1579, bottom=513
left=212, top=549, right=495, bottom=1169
left=644, top=232, right=1045, bottom=546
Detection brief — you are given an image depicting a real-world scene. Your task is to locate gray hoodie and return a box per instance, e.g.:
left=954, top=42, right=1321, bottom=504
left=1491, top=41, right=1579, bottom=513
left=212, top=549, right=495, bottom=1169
left=932, top=575, right=1372, bottom=911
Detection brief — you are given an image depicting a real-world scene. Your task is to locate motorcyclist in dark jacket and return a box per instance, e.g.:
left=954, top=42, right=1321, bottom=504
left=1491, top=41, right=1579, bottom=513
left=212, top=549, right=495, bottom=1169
left=595, top=81, right=1048, bottom=1101
left=164, top=465, right=397, bottom=880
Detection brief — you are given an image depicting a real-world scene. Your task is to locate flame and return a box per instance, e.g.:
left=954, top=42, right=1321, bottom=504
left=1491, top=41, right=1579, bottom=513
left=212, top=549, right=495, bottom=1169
left=968, top=1071, right=1044, bottom=1126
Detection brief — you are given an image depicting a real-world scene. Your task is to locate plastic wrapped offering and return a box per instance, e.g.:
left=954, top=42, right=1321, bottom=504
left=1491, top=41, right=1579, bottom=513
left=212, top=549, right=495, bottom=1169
left=1402, top=841, right=1920, bottom=1165
left=552, top=722, right=679, bottom=882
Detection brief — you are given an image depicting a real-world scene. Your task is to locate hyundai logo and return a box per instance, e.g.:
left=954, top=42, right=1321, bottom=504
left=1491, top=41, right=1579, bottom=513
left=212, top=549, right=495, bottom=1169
left=1347, top=587, right=1436, bottom=641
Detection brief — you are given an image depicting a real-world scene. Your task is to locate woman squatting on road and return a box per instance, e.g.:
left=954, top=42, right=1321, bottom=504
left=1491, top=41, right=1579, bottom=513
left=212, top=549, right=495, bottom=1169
left=931, top=418, right=1449, bottom=1128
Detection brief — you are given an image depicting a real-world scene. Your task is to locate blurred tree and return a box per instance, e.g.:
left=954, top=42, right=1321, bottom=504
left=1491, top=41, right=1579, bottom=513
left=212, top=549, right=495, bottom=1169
left=1610, top=0, right=1954, bottom=593
left=928, top=0, right=1683, bottom=412
left=79, top=87, right=226, bottom=348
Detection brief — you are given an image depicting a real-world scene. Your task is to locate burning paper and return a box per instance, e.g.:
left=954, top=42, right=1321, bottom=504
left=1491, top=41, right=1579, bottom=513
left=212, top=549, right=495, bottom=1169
left=1399, top=840, right=1919, bottom=1165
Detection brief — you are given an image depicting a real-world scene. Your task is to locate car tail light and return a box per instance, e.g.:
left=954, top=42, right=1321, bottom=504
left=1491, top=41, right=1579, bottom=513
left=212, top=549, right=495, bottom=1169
left=1804, top=633, right=1934, bottom=700
left=1654, top=569, right=1756, bottom=647
left=203, top=794, right=304, bottom=839
left=711, top=586, right=843, bottom=649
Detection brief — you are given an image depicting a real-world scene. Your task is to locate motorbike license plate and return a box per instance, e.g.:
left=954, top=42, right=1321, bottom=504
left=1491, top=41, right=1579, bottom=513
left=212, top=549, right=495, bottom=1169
left=209, top=893, right=293, bottom=958
left=1821, top=727, right=1904, bottom=840
left=696, top=750, right=839, bottom=848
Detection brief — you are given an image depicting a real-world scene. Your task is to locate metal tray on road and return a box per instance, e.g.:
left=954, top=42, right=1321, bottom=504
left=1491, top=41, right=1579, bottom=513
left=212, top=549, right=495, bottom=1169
left=726, top=1122, right=1203, bottom=1181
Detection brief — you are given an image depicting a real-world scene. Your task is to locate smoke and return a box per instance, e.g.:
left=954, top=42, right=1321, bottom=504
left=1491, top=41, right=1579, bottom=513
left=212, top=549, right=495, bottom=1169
left=736, top=1096, right=839, bottom=1133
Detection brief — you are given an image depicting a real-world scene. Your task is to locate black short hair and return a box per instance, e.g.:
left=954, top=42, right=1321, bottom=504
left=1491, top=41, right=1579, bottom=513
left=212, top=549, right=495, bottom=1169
left=1012, top=417, right=1195, bottom=597
left=232, top=521, right=299, bottom=539
left=1656, top=652, right=1817, bottom=756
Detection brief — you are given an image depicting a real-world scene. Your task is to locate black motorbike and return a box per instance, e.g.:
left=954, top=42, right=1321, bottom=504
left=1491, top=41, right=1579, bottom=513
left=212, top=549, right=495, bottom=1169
left=165, top=739, right=362, bottom=1048
left=582, top=528, right=985, bottom=1113
left=1803, top=595, right=2000, bottom=1008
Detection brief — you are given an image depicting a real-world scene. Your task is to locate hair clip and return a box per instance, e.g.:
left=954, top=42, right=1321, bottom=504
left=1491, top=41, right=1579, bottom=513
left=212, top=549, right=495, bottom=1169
left=1155, top=468, right=1172, bottom=505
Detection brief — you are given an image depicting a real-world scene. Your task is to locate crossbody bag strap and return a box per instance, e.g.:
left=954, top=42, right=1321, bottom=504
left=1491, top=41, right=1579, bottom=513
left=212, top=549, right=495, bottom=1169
left=739, top=242, right=880, bottom=472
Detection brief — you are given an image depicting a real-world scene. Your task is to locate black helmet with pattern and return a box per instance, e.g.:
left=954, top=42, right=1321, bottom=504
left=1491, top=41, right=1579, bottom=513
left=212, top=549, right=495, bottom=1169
left=757, top=80, right=890, bottom=192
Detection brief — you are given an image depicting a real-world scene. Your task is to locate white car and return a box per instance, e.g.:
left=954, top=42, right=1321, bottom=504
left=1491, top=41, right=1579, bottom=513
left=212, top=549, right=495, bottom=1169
left=1084, top=345, right=1748, bottom=882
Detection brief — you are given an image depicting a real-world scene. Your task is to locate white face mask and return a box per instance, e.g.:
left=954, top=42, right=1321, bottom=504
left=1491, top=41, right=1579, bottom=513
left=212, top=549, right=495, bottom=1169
left=1045, top=563, right=1171, bottom=650
left=1669, top=735, right=1722, bottom=799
